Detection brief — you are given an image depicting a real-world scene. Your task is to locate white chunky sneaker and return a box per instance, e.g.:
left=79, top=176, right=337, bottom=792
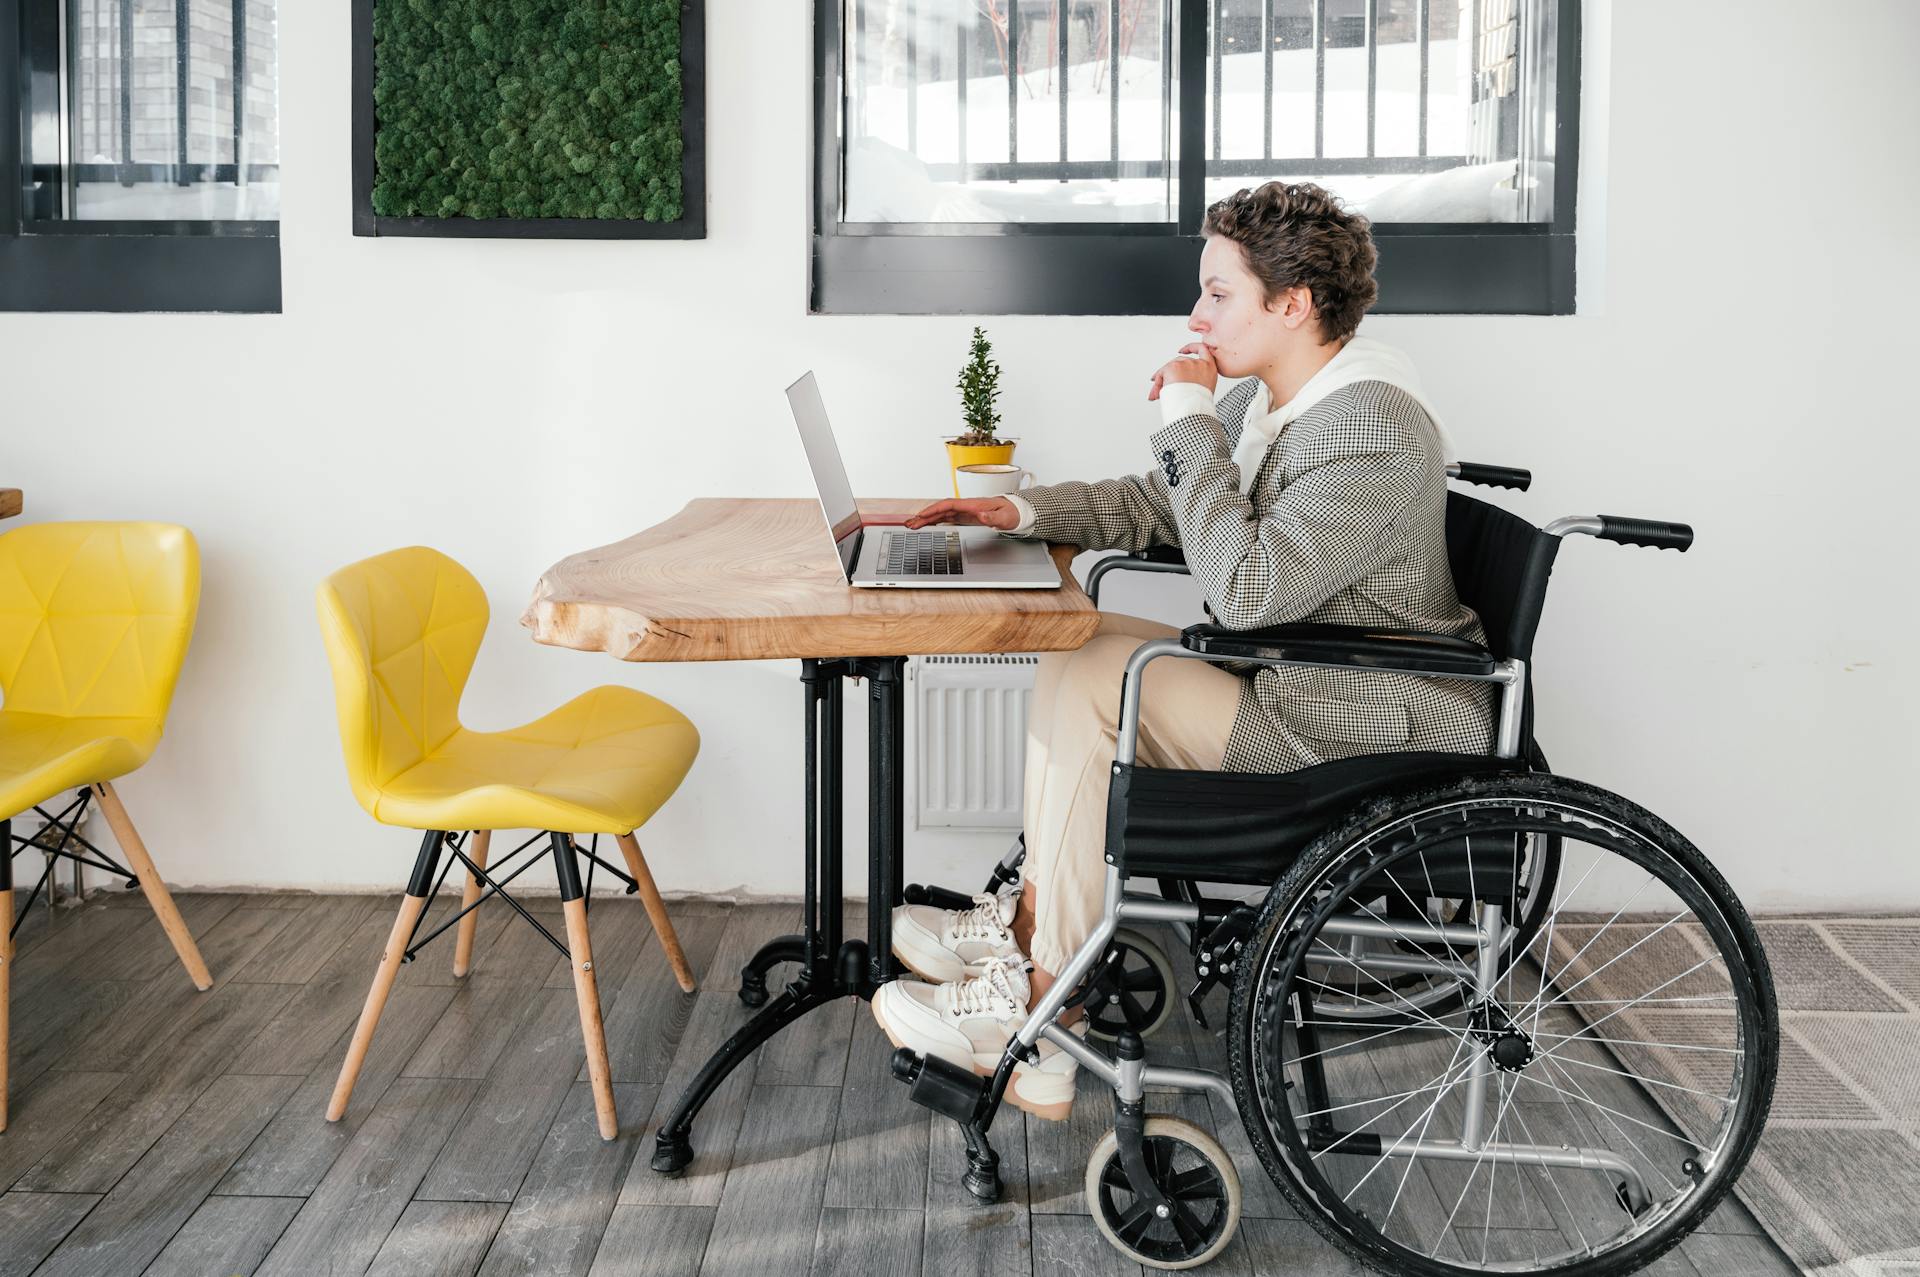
left=871, top=956, right=1031, bottom=1076
left=870, top=959, right=1083, bottom=1121
left=890, top=883, right=1024, bottom=983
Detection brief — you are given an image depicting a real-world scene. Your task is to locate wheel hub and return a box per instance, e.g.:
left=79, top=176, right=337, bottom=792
left=1467, top=1000, right=1536, bottom=1072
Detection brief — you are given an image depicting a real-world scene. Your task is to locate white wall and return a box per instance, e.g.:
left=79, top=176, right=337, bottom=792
left=2, top=1, right=1914, bottom=909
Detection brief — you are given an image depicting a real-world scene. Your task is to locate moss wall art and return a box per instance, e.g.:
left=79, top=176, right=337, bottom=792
left=370, top=0, right=686, bottom=223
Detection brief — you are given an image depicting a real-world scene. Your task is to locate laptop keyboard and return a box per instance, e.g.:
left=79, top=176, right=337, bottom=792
left=880, top=529, right=964, bottom=577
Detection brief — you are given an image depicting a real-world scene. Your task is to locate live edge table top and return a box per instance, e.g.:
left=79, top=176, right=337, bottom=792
left=522, top=497, right=1101, bottom=663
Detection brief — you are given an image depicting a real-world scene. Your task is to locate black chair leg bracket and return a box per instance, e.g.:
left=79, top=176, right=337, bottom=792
left=650, top=656, right=910, bottom=1177
left=6, top=786, right=143, bottom=937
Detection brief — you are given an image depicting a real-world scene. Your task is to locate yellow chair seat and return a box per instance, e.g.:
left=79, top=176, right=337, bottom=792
left=363, top=684, right=698, bottom=835
left=0, top=711, right=162, bottom=819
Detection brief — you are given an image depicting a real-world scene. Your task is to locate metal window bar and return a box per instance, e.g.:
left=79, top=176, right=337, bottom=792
left=1261, top=0, right=1272, bottom=160
left=1364, top=0, right=1377, bottom=157
left=118, top=0, right=131, bottom=175
left=173, top=0, right=188, bottom=182
left=1057, top=0, right=1068, bottom=180
left=854, top=0, right=866, bottom=143
left=958, top=4, right=968, bottom=175
left=1208, top=0, right=1220, bottom=161
left=1417, top=0, right=1429, bottom=155
left=1108, top=0, right=1119, bottom=162
left=905, top=0, right=916, bottom=153
left=232, top=0, right=246, bottom=182
left=1311, top=0, right=1324, bottom=158
left=1007, top=0, right=1019, bottom=168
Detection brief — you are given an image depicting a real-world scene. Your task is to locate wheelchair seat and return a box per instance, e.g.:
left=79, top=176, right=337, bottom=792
left=1111, top=749, right=1525, bottom=885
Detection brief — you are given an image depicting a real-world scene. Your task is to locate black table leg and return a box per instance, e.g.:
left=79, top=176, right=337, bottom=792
left=864, top=657, right=905, bottom=987
left=651, top=655, right=907, bottom=1176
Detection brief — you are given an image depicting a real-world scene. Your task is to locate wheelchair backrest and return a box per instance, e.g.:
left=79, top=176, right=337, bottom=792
left=1444, top=492, right=1560, bottom=665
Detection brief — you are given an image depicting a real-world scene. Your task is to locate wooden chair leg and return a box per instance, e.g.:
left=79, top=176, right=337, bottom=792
left=615, top=832, right=696, bottom=994
left=562, top=895, right=618, bottom=1140
left=328, top=891, right=428, bottom=1122
left=93, top=781, right=212, bottom=991
left=452, top=830, right=491, bottom=978
left=331, top=831, right=443, bottom=1122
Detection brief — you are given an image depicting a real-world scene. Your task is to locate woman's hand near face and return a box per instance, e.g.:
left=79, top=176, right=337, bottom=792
left=904, top=497, right=1020, bottom=531
left=1147, top=343, right=1218, bottom=401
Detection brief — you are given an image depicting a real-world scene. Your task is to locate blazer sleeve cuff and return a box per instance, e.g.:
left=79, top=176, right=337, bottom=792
left=1158, top=381, right=1217, bottom=430
left=1003, top=493, right=1038, bottom=535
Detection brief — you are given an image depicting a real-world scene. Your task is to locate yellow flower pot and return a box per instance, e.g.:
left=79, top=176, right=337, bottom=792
left=946, top=440, right=1017, bottom=497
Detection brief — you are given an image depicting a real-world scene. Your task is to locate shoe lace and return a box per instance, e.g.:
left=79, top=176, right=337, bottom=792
left=948, top=957, right=1027, bottom=1018
left=950, top=890, right=1014, bottom=944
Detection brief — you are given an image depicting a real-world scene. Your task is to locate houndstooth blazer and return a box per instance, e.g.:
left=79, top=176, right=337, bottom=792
left=1013, top=376, right=1496, bottom=773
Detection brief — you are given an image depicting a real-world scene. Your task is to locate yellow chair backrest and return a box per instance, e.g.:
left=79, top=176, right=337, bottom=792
left=316, top=546, right=489, bottom=805
left=0, top=521, right=200, bottom=722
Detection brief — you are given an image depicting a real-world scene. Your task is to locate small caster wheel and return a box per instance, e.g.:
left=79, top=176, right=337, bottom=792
left=1085, top=929, right=1176, bottom=1042
left=1086, top=1117, right=1240, bottom=1270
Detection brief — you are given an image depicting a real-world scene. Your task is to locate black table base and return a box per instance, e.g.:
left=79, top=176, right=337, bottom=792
left=651, top=655, right=906, bottom=1175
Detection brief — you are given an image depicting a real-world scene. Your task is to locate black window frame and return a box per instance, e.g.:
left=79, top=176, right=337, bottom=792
left=810, top=0, right=1579, bottom=316
left=0, top=0, right=281, bottom=314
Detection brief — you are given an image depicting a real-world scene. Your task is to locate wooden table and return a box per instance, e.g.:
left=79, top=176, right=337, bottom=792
left=526, top=497, right=1099, bottom=1184
left=0, top=490, right=20, bottom=521
left=523, top=497, right=1097, bottom=661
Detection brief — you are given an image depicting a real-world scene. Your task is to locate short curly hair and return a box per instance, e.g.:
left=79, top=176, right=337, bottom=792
left=1202, top=182, right=1378, bottom=344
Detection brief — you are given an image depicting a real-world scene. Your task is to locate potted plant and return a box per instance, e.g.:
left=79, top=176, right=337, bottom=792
left=946, top=326, right=1017, bottom=496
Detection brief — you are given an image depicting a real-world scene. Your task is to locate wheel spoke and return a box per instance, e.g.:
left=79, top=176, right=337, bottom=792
left=1168, top=1165, right=1222, bottom=1200
left=1114, top=1197, right=1157, bottom=1244
left=1121, top=991, right=1150, bottom=1026
left=1168, top=1200, right=1209, bottom=1249
left=1536, top=1049, right=1736, bottom=1105
left=1124, top=968, right=1160, bottom=991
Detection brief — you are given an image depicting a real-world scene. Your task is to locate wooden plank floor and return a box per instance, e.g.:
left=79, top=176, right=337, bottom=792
left=0, top=890, right=1803, bottom=1276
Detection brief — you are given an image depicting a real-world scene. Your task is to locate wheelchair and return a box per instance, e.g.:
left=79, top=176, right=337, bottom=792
left=893, top=464, right=1779, bottom=1273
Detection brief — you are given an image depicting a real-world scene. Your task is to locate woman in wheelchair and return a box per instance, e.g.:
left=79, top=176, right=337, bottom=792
left=878, top=182, right=1777, bottom=1273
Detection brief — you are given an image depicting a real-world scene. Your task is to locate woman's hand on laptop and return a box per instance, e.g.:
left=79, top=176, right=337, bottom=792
left=905, top=498, right=1020, bottom=531
left=1147, top=343, right=1218, bottom=401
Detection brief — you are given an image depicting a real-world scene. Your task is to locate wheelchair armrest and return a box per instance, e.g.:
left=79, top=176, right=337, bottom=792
left=1085, top=546, right=1192, bottom=606
left=1132, top=545, right=1189, bottom=566
left=1180, top=621, right=1499, bottom=677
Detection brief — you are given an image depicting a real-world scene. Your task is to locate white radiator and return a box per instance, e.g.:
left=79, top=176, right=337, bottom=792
left=909, top=654, right=1040, bottom=830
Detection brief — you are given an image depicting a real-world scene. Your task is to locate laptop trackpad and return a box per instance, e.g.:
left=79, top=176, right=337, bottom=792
left=957, top=531, right=1050, bottom=567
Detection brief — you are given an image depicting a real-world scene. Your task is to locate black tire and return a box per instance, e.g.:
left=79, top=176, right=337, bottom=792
left=1227, top=771, right=1777, bottom=1277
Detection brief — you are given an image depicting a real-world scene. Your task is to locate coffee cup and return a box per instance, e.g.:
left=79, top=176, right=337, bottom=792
left=955, top=463, right=1036, bottom=500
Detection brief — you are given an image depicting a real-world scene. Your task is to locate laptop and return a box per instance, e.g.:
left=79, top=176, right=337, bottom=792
left=785, top=372, right=1062, bottom=590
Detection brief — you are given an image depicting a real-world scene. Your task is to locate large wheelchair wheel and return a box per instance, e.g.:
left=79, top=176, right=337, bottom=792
left=1228, top=772, right=1777, bottom=1276
left=1307, top=745, right=1561, bottom=1027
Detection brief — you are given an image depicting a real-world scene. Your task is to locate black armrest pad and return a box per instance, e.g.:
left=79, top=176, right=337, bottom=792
left=1181, top=621, right=1498, bottom=676
left=1134, top=545, right=1189, bottom=566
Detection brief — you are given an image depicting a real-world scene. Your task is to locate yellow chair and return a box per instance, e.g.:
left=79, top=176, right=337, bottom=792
left=316, top=546, right=699, bottom=1140
left=0, top=521, right=213, bottom=1132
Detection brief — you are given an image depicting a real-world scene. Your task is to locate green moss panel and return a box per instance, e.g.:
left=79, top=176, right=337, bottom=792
left=371, top=0, right=684, bottom=221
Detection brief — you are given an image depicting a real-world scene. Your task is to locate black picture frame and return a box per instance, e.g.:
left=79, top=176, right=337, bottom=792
left=350, top=0, right=706, bottom=240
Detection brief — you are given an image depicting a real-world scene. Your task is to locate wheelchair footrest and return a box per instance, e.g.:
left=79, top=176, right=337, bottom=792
left=890, top=1047, right=987, bottom=1124
left=902, top=882, right=977, bottom=912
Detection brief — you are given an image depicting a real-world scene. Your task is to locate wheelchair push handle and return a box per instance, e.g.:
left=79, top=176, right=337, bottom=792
left=1447, top=461, right=1532, bottom=491
left=1598, top=515, right=1694, bottom=551
left=1547, top=514, right=1695, bottom=552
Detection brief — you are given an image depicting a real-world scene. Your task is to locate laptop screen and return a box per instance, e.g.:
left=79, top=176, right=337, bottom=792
left=785, top=372, right=862, bottom=580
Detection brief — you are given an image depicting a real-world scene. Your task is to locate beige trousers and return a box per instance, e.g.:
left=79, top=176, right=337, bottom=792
left=1021, top=613, right=1245, bottom=973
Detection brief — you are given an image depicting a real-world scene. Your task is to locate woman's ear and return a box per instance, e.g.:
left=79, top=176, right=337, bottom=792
left=1279, top=284, right=1317, bottom=332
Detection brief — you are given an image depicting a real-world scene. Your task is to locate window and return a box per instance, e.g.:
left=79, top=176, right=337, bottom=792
left=812, top=0, right=1577, bottom=315
left=2, top=0, right=281, bottom=313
